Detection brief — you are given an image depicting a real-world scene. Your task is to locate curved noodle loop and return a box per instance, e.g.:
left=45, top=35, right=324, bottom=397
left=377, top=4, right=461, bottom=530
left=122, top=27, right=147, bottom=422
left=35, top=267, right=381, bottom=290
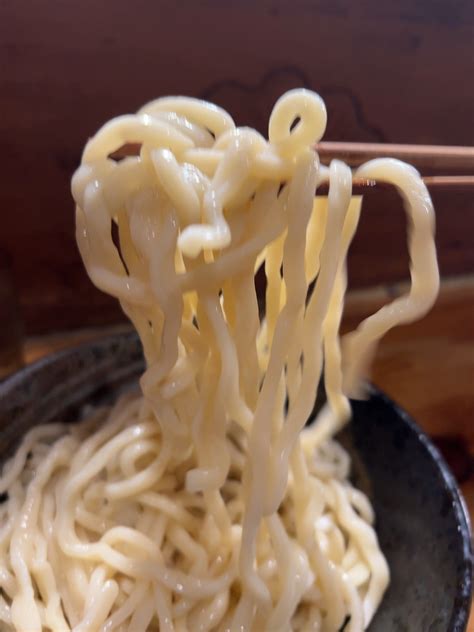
left=0, top=89, right=438, bottom=631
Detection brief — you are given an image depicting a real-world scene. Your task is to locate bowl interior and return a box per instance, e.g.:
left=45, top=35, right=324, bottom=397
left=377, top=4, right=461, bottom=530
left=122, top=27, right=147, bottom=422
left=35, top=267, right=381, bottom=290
left=0, top=332, right=471, bottom=631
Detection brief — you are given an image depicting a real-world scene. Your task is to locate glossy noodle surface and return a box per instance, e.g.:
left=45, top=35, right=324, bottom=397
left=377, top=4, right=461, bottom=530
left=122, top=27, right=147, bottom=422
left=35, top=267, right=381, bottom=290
left=0, top=90, right=439, bottom=631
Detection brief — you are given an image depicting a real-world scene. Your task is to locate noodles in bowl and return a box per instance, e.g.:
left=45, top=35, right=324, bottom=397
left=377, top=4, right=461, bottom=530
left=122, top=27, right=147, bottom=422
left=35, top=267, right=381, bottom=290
left=0, top=89, right=439, bottom=631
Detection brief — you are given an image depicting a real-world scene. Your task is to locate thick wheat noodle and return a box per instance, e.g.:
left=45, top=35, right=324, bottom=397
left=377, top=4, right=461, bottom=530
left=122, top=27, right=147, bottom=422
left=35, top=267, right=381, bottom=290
left=0, top=88, right=438, bottom=631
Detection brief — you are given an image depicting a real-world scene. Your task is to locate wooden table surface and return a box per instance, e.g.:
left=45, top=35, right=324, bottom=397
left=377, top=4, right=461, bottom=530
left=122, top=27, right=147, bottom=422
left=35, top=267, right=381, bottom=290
left=20, top=275, right=474, bottom=629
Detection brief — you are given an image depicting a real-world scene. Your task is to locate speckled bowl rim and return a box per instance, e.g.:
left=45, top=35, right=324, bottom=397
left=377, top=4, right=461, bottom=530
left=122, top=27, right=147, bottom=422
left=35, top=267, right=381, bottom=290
left=366, top=386, right=473, bottom=631
left=0, top=332, right=472, bottom=630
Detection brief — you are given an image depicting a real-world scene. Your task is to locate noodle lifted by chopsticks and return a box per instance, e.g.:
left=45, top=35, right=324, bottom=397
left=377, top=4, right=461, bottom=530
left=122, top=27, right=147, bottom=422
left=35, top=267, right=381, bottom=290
left=0, top=89, right=439, bottom=631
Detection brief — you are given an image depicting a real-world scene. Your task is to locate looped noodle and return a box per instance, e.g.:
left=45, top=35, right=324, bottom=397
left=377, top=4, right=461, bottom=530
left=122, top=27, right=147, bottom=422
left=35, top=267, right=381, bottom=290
left=269, top=88, right=327, bottom=154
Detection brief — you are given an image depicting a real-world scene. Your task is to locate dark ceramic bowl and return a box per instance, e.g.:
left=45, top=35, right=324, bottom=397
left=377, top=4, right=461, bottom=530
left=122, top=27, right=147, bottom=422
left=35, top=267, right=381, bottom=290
left=0, top=332, right=471, bottom=631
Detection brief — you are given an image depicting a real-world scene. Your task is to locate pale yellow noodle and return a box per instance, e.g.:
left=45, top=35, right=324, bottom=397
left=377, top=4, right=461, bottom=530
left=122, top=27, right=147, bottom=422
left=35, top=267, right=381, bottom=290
left=0, top=88, right=439, bottom=631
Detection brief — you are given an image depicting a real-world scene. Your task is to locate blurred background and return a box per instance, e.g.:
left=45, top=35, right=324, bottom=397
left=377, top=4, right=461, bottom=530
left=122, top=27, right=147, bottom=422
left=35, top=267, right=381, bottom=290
left=1, top=0, right=473, bottom=333
left=1, top=0, right=473, bottom=535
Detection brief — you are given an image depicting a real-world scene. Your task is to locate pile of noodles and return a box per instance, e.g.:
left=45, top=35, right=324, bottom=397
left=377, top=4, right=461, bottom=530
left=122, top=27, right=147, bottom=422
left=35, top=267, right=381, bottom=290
left=0, top=89, right=439, bottom=631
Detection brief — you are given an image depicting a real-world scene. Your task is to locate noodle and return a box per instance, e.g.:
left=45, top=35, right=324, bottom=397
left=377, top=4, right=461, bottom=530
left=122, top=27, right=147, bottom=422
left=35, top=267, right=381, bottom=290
left=0, top=88, right=439, bottom=631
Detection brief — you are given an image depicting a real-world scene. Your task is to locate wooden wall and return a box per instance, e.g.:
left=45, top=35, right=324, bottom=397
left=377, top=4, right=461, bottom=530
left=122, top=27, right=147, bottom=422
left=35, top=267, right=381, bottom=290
left=1, top=0, right=473, bottom=333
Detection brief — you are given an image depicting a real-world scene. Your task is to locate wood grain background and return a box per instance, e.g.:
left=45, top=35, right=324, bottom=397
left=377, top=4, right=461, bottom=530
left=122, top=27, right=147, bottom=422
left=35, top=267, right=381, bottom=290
left=1, top=0, right=473, bottom=333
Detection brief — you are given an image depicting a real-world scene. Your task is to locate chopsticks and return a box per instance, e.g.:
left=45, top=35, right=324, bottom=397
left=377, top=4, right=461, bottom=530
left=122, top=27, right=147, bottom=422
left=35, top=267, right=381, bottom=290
left=111, top=141, right=474, bottom=194
left=314, top=142, right=474, bottom=195
left=316, top=175, right=474, bottom=196
left=316, top=142, right=474, bottom=171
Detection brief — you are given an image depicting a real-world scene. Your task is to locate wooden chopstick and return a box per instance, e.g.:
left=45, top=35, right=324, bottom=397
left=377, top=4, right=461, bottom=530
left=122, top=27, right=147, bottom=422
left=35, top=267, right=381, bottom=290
left=315, top=142, right=474, bottom=193
left=111, top=141, right=474, bottom=193
left=315, top=175, right=474, bottom=196
left=422, top=175, right=474, bottom=188
left=316, top=142, right=474, bottom=171
left=114, top=141, right=474, bottom=171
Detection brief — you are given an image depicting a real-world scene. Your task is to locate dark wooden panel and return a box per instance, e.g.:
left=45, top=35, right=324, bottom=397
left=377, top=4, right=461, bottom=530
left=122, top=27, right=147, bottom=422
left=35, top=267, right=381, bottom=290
left=1, top=0, right=473, bottom=333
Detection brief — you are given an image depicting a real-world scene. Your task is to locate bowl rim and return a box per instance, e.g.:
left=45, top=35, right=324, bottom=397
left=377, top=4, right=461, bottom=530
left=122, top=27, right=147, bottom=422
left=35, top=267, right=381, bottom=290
left=364, top=385, right=473, bottom=631
left=0, top=329, right=139, bottom=396
left=0, top=332, right=472, bottom=629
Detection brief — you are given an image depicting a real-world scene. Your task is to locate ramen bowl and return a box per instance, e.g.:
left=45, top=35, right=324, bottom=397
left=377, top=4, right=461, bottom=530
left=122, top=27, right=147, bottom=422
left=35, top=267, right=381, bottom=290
left=0, top=332, right=471, bottom=631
